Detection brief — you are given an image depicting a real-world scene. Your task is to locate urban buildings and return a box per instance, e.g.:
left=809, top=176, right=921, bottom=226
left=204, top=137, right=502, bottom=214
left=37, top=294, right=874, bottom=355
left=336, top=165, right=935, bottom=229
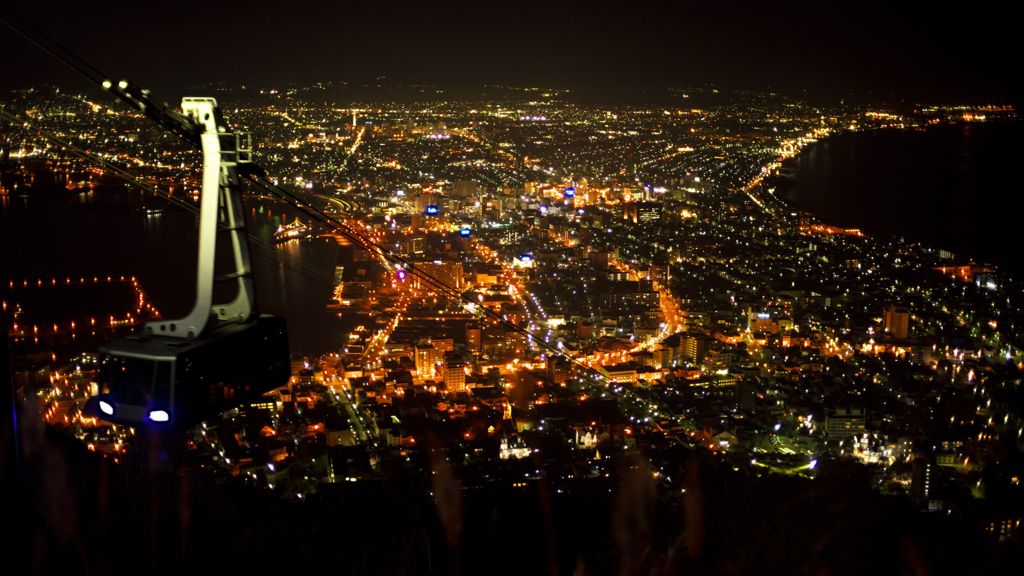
left=3, top=84, right=1021, bottom=572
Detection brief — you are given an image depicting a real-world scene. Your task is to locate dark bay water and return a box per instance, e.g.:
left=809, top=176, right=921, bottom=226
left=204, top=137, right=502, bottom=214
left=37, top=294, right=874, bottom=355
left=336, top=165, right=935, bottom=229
left=0, top=185, right=355, bottom=356
left=782, top=121, right=1024, bottom=275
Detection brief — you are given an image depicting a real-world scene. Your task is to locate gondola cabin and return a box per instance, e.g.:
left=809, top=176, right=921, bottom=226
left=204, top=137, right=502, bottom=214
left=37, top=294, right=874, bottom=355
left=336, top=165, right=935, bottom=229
left=88, top=315, right=289, bottom=430
left=83, top=95, right=291, bottom=433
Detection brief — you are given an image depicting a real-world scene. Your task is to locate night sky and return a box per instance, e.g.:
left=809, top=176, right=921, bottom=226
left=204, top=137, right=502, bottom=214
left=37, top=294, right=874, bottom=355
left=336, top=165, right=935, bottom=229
left=1, top=0, right=1019, bottom=104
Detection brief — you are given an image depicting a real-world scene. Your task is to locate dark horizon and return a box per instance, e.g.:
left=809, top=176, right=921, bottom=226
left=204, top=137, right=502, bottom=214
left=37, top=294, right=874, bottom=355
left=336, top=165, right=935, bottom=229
left=1, top=1, right=1020, bottom=106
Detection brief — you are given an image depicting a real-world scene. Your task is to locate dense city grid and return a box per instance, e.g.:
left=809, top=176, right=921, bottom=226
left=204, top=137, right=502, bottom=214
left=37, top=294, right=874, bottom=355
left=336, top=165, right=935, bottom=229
left=2, top=83, right=1022, bottom=571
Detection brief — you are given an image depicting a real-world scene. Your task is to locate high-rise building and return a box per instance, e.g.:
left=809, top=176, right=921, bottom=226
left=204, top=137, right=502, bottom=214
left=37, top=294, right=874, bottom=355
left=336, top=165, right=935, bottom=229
left=402, top=236, right=425, bottom=254
left=884, top=306, right=910, bottom=339
left=650, top=264, right=670, bottom=285
left=826, top=407, right=866, bottom=440
left=465, top=321, right=481, bottom=352
left=912, top=454, right=937, bottom=507
left=444, top=351, right=467, bottom=392
left=546, top=355, right=571, bottom=384
left=433, top=337, right=454, bottom=354
left=413, top=261, right=464, bottom=290
left=483, top=197, right=504, bottom=220
left=623, top=201, right=662, bottom=225
left=414, top=340, right=440, bottom=380
left=577, top=320, right=595, bottom=339
left=682, top=333, right=708, bottom=364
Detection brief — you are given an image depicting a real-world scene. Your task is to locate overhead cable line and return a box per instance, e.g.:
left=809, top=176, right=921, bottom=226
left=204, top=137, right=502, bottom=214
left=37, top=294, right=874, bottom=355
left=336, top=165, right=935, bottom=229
left=0, top=107, right=336, bottom=289
left=0, top=10, right=612, bottom=384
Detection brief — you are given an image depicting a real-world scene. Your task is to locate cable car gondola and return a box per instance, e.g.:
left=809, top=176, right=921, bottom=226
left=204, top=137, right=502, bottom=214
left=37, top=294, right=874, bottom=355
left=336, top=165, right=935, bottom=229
left=85, top=95, right=289, bottom=430
left=90, top=315, right=288, bottom=429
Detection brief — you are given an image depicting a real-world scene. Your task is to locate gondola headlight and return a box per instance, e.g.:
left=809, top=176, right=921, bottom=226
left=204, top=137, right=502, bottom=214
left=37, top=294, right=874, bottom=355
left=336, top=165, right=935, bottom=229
left=98, top=400, right=115, bottom=416
left=148, top=409, right=171, bottom=423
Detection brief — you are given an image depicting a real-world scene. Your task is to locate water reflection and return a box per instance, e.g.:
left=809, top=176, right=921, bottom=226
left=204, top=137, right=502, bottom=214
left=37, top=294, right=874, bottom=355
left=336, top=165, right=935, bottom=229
left=1, top=185, right=357, bottom=356
left=784, top=122, right=1022, bottom=274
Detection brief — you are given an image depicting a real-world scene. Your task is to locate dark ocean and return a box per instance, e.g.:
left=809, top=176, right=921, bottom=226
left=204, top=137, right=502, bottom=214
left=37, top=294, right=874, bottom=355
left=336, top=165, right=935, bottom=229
left=0, top=184, right=356, bottom=356
left=781, top=121, right=1023, bottom=275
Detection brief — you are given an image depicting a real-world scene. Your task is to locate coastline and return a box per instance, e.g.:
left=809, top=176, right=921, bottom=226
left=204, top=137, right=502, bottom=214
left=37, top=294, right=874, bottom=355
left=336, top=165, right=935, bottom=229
left=765, top=120, right=1023, bottom=275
